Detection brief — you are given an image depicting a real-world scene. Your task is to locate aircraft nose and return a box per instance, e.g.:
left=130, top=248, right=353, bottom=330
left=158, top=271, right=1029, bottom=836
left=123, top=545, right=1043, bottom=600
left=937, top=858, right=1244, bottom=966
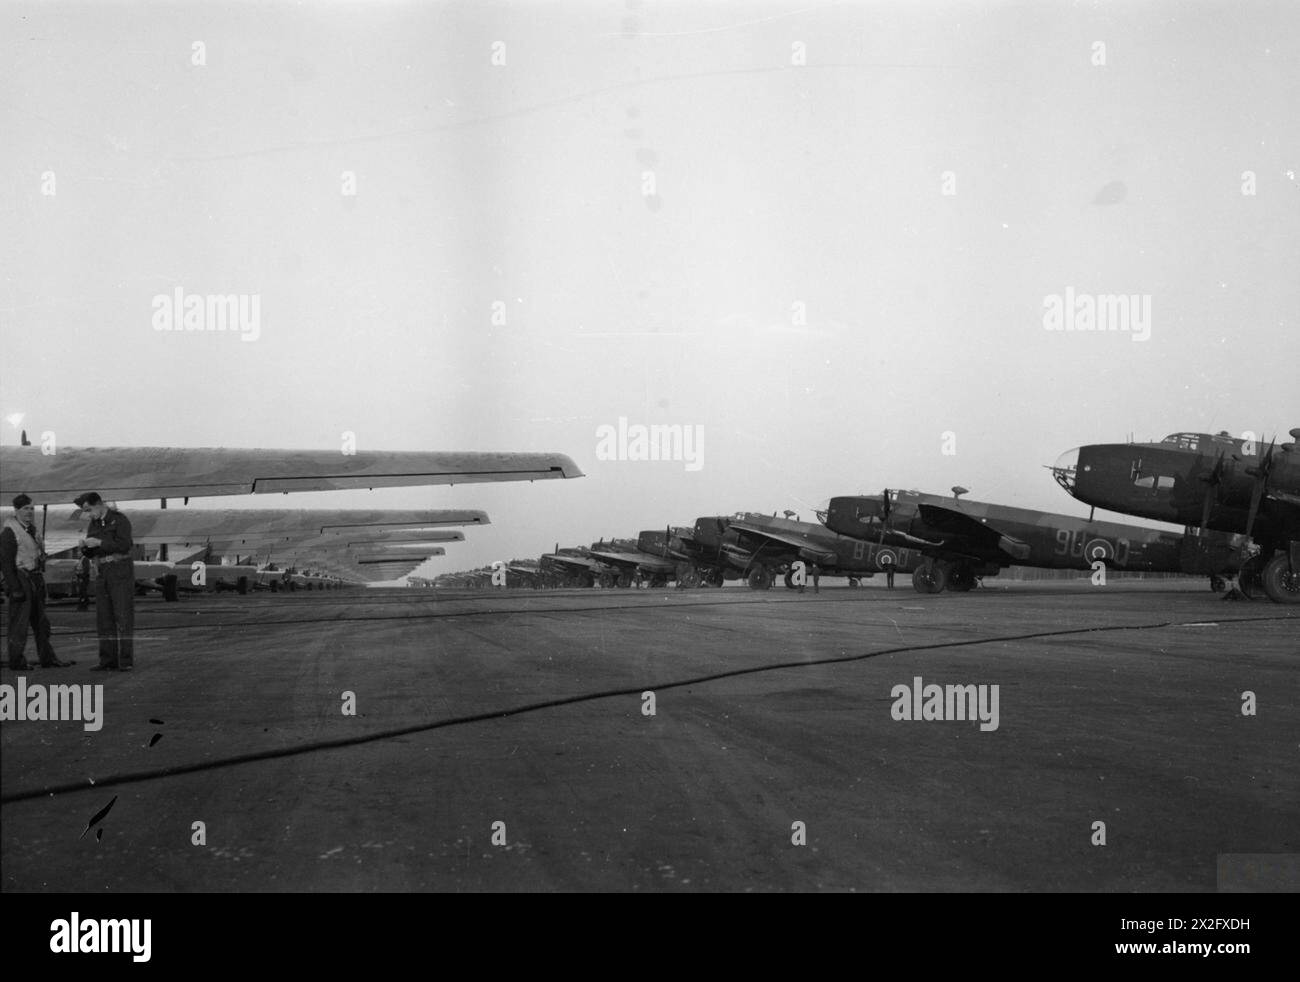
left=1050, top=448, right=1080, bottom=495
left=824, top=496, right=872, bottom=532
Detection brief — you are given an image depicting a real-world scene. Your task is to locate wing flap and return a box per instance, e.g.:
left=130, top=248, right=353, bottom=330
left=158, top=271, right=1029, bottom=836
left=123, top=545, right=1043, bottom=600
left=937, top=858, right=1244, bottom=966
left=916, top=503, right=1031, bottom=561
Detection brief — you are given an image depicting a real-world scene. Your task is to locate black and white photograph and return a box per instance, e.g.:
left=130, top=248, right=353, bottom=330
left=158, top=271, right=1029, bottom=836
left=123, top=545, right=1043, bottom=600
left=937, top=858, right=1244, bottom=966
left=1, top=0, right=1296, bottom=953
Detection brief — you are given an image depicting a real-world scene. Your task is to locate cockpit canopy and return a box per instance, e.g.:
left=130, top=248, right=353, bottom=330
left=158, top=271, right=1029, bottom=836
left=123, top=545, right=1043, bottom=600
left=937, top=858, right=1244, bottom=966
left=1159, top=432, right=1239, bottom=452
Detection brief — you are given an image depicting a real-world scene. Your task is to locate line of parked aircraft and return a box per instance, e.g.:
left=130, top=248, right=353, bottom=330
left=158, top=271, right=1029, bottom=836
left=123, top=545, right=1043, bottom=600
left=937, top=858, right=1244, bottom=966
left=427, top=429, right=1300, bottom=605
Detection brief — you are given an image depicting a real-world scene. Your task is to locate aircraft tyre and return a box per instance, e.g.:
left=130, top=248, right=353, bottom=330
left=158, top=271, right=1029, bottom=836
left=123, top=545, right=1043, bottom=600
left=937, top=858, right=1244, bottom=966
left=949, top=566, right=976, bottom=592
left=848, top=577, right=860, bottom=588
left=679, top=568, right=702, bottom=588
left=747, top=566, right=774, bottom=590
left=913, top=562, right=949, bottom=594
left=1238, top=556, right=1264, bottom=599
left=616, top=572, right=633, bottom=589
left=1261, top=553, right=1300, bottom=604
left=1209, top=575, right=1226, bottom=593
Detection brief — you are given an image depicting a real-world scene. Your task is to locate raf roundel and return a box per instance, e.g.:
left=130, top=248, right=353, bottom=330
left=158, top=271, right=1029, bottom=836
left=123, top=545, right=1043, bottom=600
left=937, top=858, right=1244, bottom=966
left=1085, top=539, right=1114, bottom=562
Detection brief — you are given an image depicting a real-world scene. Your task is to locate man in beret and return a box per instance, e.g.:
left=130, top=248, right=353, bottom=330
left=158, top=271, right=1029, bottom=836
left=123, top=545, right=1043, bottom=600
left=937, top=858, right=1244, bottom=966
left=76, top=492, right=136, bottom=672
left=1, top=494, right=74, bottom=669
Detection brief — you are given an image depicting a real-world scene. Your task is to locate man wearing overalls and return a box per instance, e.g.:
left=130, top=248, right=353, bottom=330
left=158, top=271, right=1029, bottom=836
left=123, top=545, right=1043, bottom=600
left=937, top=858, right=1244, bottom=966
left=1, top=494, right=74, bottom=669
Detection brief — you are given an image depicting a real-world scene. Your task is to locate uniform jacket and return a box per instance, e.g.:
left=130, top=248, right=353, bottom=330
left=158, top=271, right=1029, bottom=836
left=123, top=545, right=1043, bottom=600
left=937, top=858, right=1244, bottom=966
left=86, top=508, right=134, bottom=559
left=1, top=516, right=46, bottom=593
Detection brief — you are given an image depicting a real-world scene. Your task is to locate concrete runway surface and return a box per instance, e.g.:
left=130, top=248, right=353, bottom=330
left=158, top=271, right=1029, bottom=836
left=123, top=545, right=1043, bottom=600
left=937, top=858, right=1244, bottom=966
left=2, top=581, right=1296, bottom=892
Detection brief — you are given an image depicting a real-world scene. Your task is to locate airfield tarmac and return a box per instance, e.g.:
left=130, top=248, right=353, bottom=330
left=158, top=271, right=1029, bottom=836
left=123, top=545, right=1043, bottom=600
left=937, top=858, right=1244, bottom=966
left=1, top=581, right=1296, bottom=892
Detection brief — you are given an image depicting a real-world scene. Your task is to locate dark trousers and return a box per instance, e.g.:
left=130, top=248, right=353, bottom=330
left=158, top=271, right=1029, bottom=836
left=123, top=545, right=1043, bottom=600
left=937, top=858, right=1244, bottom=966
left=76, top=560, right=91, bottom=609
left=95, top=561, right=135, bottom=668
left=7, top=571, right=57, bottom=667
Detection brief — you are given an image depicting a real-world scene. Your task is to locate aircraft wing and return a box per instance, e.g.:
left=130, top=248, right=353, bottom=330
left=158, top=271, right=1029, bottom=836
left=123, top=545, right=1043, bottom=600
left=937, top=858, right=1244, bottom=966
left=1, top=447, right=583, bottom=505
left=543, top=553, right=606, bottom=573
left=727, top=520, right=838, bottom=564
left=587, top=549, right=677, bottom=573
left=356, top=549, right=445, bottom=563
left=915, top=503, right=1031, bottom=561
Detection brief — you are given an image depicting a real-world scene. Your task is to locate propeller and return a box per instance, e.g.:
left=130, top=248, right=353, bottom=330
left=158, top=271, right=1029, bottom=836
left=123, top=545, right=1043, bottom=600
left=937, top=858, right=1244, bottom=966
left=1198, top=451, right=1227, bottom=531
left=1242, top=436, right=1276, bottom=544
left=875, top=489, right=894, bottom=546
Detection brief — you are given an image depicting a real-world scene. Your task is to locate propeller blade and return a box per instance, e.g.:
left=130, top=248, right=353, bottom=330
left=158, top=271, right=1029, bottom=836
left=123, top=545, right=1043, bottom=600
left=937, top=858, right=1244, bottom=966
left=1242, top=438, right=1276, bottom=542
left=1199, top=452, right=1225, bottom=530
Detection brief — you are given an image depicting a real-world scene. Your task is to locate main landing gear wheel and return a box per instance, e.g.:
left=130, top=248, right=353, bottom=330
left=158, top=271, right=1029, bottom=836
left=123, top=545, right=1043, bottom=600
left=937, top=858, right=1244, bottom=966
left=598, top=572, right=615, bottom=589
left=616, top=572, right=633, bottom=589
left=847, top=577, right=860, bottom=588
left=679, top=568, right=702, bottom=588
left=912, top=562, right=949, bottom=594
left=1209, top=575, right=1226, bottom=593
left=1239, top=555, right=1264, bottom=600
left=1261, top=553, right=1300, bottom=604
left=948, top=567, right=977, bottom=592
left=747, top=566, right=774, bottom=590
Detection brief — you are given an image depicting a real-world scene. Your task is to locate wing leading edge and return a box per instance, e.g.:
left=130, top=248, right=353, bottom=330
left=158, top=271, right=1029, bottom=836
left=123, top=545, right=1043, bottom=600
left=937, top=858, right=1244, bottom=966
left=1, top=447, right=583, bottom=504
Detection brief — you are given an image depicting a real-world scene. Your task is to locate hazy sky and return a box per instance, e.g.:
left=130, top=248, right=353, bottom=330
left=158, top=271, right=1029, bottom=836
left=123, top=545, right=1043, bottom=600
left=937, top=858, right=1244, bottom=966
left=3, top=0, right=1298, bottom=579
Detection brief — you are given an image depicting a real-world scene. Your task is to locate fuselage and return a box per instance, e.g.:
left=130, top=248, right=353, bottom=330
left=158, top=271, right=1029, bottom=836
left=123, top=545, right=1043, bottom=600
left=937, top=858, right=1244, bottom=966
left=1052, top=431, right=1300, bottom=546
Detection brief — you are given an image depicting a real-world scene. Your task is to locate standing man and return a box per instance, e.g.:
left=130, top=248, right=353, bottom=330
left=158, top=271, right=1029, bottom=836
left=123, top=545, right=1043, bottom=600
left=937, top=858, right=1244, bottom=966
left=812, top=562, right=821, bottom=594
left=885, top=559, right=895, bottom=589
left=76, top=492, right=135, bottom=672
left=1, top=495, right=74, bottom=669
